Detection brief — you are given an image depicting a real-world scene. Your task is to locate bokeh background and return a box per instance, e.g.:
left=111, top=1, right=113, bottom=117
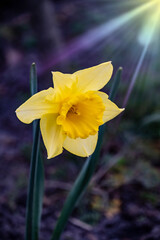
left=0, top=0, right=160, bottom=239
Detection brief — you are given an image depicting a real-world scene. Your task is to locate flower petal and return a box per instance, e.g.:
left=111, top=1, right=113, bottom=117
left=96, top=91, right=124, bottom=123
left=73, top=62, right=113, bottom=92
left=63, top=133, right=98, bottom=157
left=52, top=71, right=77, bottom=92
left=16, top=88, right=58, bottom=124
left=40, top=114, right=66, bottom=159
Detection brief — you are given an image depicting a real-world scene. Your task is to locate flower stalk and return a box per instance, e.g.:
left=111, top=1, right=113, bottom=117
left=50, top=67, right=123, bottom=240
left=25, top=63, right=44, bottom=240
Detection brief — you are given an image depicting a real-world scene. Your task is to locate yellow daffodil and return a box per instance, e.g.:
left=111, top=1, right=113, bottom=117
left=16, top=62, right=124, bottom=158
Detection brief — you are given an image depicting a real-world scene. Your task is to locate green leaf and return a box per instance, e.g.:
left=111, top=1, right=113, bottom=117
left=50, top=67, right=123, bottom=240
left=141, top=113, right=160, bottom=126
left=30, top=63, right=37, bottom=97
left=109, top=67, right=123, bottom=101
left=32, top=152, right=44, bottom=239
left=25, top=63, right=44, bottom=240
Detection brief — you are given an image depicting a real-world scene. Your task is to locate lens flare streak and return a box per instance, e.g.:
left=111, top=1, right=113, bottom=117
left=123, top=2, right=160, bottom=107
left=39, top=0, right=158, bottom=74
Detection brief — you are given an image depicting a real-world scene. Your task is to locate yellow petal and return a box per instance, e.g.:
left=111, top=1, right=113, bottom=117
left=40, top=114, right=66, bottom=159
left=96, top=91, right=124, bottom=123
left=63, top=133, right=98, bottom=157
left=16, top=88, right=58, bottom=124
left=73, top=62, right=113, bottom=92
left=52, top=71, right=77, bottom=92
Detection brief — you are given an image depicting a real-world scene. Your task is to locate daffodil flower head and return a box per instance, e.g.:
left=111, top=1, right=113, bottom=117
left=16, top=62, right=124, bottom=158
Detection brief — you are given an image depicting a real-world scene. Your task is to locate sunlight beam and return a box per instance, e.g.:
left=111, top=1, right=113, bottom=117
left=123, top=6, right=159, bottom=107
left=39, top=0, right=157, bottom=74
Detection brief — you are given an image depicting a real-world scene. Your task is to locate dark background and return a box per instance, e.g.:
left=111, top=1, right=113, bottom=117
left=0, top=0, right=160, bottom=239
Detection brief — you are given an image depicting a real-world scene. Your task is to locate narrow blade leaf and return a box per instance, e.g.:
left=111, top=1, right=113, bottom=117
left=25, top=63, right=44, bottom=240
left=50, top=67, right=123, bottom=240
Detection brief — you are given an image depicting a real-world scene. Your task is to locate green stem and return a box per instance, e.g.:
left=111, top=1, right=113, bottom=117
left=25, top=120, right=40, bottom=240
left=51, top=127, right=104, bottom=240
left=25, top=63, right=44, bottom=240
left=50, top=67, right=123, bottom=240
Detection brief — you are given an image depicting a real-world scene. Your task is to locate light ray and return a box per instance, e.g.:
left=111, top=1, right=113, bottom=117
left=39, top=0, right=156, bottom=74
left=123, top=5, right=160, bottom=107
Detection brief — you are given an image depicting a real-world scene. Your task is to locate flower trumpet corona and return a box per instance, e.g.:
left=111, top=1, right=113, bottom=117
left=16, top=62, right=124, bottom=158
